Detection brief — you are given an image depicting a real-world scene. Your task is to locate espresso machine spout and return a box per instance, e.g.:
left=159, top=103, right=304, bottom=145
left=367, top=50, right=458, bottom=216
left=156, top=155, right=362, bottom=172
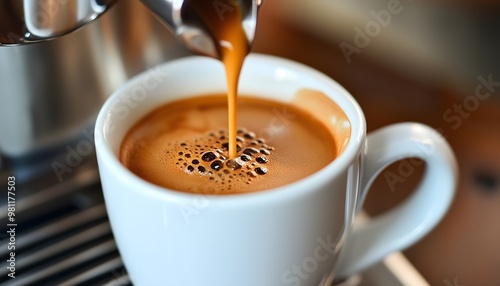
left=0, top=0, right=261, bottom=59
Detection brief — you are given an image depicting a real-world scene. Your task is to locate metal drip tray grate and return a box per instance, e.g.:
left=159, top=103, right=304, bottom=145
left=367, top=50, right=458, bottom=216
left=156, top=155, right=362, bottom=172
left=0, top=164, right=130, bottom=286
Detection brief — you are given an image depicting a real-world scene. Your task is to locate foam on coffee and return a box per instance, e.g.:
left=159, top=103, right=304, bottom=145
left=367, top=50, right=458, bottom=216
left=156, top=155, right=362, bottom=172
left=120, top=94, right=345, bottom=194
left=164, top=128, right=273, bottom=191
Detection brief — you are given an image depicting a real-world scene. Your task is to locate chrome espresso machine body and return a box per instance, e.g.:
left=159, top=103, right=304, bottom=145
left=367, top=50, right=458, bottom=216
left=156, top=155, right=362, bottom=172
left=0, top=0, right=187, bottom=177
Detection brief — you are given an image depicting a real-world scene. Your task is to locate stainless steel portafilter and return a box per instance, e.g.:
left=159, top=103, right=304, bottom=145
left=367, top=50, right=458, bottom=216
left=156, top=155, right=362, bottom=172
left=0, top=0, right=262, bottom=58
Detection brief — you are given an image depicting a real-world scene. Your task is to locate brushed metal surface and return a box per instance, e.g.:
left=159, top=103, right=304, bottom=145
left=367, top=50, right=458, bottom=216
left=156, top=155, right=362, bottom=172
left=0, top=0, right=188, bottom=165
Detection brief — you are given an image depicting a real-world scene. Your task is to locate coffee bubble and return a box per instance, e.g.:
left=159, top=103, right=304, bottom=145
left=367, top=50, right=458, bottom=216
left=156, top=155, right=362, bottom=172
left=243, top=147, right=259, bottom=156
left=244, top=132, right=255, bottom=139
left=256, top=156, right=268, bottom=164
left=255, top=167, right=267, bottom=175
left=240, top=154, right=251, bottom=162
left=202, top=151, right=218, bottom=162
left=247, top=171, right=257, bottom=177
left=260, top=149, right=270, bottom=155
left=262, top=144, right=274, bottom=150
left=211, top=160, right=224, bottom=171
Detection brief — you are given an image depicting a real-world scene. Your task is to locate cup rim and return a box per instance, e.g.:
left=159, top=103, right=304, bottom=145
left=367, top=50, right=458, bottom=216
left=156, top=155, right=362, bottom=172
left=95, top=53, right=366, bottom=206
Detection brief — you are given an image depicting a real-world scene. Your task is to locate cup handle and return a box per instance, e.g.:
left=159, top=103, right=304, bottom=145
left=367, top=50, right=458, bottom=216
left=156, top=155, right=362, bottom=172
left=336, top=122, right=458, bottom=279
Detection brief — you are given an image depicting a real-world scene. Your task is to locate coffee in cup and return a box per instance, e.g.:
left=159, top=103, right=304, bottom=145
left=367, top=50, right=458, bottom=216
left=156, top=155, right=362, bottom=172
left=120, top=90, right=351, bottom=194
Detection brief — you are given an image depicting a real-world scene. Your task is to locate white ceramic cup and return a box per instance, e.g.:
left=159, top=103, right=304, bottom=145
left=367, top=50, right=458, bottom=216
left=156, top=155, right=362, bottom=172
left=95, top=54, right=457, bottom=286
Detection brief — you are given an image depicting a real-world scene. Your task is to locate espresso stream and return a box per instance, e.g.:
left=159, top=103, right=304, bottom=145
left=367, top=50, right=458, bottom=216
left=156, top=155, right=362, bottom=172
left=187, top=0, right=250, bottom=158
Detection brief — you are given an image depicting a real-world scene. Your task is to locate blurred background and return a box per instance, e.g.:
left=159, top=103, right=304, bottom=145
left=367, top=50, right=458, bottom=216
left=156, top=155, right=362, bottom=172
left=1, top=0, right=499, bottom=285
left=251, top=0, right=500, bottom=285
